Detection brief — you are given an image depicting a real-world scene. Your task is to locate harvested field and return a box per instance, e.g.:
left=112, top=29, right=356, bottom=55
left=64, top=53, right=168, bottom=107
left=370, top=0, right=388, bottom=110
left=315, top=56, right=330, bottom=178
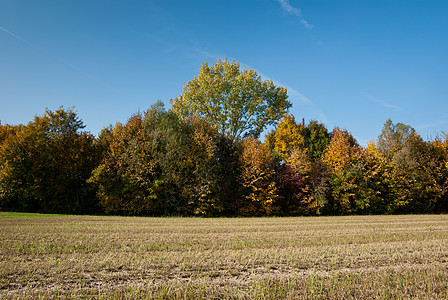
left=1, top=213, right=448, bottom=299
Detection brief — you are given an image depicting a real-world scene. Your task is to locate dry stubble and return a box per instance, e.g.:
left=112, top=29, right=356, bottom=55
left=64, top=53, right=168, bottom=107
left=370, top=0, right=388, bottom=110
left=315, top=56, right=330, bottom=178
left=1, top=214, right=448, bottom=299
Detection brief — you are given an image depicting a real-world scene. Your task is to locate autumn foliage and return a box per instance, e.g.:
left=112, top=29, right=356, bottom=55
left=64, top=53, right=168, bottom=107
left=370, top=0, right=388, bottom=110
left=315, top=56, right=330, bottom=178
left=1, top=60, right=447, bottom=216
left=1, top=108, right=447, bottom=216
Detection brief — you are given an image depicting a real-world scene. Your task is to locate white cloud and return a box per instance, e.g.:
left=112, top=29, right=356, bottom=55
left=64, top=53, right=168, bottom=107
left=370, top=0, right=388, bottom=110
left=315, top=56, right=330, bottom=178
left=363, top=93, right=403, bottom=112
left=285, top=85, right=312, bottom=105
left=277, top=81, right=329, bottom=123
left=276, top=0, right=314, bottom=29
left=415, top=115, right=448, bottom=130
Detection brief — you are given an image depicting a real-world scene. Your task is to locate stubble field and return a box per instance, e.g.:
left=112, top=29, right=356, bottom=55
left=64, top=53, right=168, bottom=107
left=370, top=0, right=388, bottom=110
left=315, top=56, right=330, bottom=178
left=1, top=213, right=448, bottom=299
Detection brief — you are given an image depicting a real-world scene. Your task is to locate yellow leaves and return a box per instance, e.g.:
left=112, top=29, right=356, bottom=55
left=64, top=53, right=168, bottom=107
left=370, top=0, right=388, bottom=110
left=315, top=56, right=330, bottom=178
left=322, top=127, right=361, bottom=172
left=239, top=137, right=279, bottom=215
left=286, top=147, right=311, bottom=176
left=265, top=113, right=305, bottom=159
left=171, top=58, right=290, bottom=140
left=240, top=137, right=271, bottom=183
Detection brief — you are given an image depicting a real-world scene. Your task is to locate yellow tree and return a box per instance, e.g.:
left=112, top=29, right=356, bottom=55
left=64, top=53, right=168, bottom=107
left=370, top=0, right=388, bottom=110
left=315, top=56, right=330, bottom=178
left=322, top=127, right=365, bottom=214
left=239, top=137, right=279, bottom=216
left=265, top=113, right=306, bottom=160
left=363, top=141, right=401, bottom=213
left=171, top=59, right=290, bottom=140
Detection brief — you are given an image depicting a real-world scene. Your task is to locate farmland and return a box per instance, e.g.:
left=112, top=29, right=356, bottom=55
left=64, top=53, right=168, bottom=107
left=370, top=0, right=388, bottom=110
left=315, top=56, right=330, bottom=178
left=1, top=213, right=448, bottom=299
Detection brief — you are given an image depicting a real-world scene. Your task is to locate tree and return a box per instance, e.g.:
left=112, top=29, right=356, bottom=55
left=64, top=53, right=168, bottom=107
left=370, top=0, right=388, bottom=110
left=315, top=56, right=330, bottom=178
left=89, top=101, right=237, bottom=216
left=265, top=114, right=331, bottom=215
left=392, top=133, right=448, bottom=213
left=377, top=119, right=415, bottom=159
left=170, top=59, right=291, bottom=141
left=363, top=141, right=400, bottom=213
left=0, top=107, right=101, bottom=213
left=265, top=114, right=330, bottom=162
left=239, top=137, right=280, bottom=216
left=322, top=127, right=365, bottom=214
left=265, top=113, right=306, bottom=160
left=89, top=102, right=187, bottom=216
left=212, top=135, right=243, bottom=215
left=322, top=127, right=360, bottom=173
left=179, top=115, right=222, bottom=216
left=304, top=120, right=331, bottom=161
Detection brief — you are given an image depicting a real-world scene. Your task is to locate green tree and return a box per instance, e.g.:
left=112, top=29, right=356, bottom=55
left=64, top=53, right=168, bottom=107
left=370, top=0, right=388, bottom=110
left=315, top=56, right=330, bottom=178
left=179, top=115, right=223, bottom=215
left=304, top=120, right=331, bottom=161
left=171, top=59, right=291, bottom=140
left=212, top=136, right=243, bottom=215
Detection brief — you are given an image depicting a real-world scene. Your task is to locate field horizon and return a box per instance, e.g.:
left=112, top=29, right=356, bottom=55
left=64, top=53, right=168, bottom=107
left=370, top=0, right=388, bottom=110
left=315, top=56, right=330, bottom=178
left=1, top=213, right=448, bottom=299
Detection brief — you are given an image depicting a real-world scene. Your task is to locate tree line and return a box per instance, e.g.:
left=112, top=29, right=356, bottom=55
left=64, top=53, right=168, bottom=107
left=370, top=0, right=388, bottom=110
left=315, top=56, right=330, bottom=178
left=1, top=59, right=447, bottom=216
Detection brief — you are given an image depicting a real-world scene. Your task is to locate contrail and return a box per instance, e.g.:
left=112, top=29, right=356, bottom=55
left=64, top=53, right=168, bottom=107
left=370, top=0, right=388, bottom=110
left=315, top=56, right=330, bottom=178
left=0, top=26, right=41, bottom=50
left=0, top=25, right=114, bottom=90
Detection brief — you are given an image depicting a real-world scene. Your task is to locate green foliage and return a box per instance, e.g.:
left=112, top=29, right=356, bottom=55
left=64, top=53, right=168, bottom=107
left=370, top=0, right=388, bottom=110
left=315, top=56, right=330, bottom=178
left=212, top=136, right=243, bottom=215
left=305, top=120, right=331, bottom=161
left=171, top=59, right=291, bottom=140
left=372, top=120, right=448, bottom=213
left=89, top=101, right=235, bottom=216
left=179, top=115, right=223, bottom=215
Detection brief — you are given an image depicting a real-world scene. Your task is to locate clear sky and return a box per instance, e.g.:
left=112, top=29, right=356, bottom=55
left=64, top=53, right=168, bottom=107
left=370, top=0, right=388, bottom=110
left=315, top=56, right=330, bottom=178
left=1, top=0, right=447, bottom=145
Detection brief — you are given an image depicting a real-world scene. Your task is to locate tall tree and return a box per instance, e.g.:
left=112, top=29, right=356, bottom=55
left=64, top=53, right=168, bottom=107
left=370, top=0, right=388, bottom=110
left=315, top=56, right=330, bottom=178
left=377, top=119, right=415, bottom=159
left=171, top=59, right=291, bottom=140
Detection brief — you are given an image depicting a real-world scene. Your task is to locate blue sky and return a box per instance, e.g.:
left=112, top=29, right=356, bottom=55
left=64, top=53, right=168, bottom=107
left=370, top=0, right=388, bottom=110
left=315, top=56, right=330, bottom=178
left=1, top=0, right=447, bottom=145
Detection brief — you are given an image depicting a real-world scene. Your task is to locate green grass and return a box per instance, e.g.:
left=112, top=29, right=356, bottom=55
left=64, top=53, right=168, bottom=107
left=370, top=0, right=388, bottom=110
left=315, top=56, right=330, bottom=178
left=0, top=212, right=67, bottom=219
left=1, top=214, right=448, bottom=299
